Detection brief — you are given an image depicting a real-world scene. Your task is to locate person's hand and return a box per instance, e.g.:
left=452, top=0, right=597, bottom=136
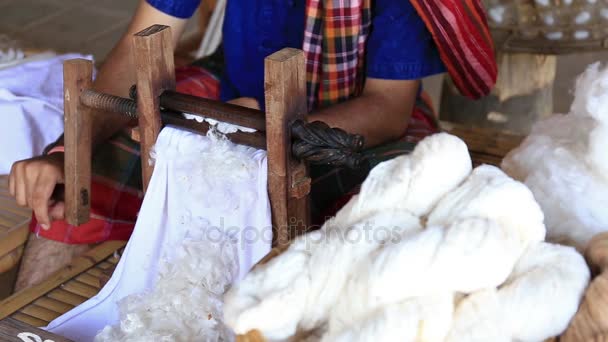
left=8, top=153, right=65, bottom=229
left=227, top=97, right=260, bottom=110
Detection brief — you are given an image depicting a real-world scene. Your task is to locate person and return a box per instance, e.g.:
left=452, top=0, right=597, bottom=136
left=7, top=0, right=497, bottom=291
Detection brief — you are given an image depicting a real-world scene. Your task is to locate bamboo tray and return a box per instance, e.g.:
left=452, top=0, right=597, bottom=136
left=0, top=176, right=32, bottom=275
left=0, top=241, right=125, bottom=327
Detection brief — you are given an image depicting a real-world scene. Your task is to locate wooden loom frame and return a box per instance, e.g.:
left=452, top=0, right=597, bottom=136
left=64, top=24, right=311, bottom=248
left=0, top=23, right=529, bottom=341
left=0, top=24, right=337, bottom=340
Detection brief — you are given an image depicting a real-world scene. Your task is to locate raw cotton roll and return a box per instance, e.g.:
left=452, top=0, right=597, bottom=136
left=322, top=294, right=454, bottom=342
left=328, top=166, right=545, bottom=338
left=225, top=134, right=470, bottom=340
left=446, top=242, right=590, bottom=342
left=226, top=132, right=583, bottom=342
left=334, top=133, right=472, bottom=227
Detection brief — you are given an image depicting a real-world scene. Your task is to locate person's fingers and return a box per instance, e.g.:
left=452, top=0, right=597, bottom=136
left=31, top=173, right=59, bottom=229
left=49, top=201, right=65, bottom=222
left=8, top=164, right=16, bottom=197
left=14, top=164, right=27, bottom=207
left=24, top=164, right=39, bottom=208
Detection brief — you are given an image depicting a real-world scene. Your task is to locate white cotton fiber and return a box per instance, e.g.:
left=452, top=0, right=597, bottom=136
left=323, top=294, right=454, bottom=342
left=570, top=63, right=608, bottom=123
left=502, top=62, right=608, bottom=251
left=497, top=243, right=589, bottom=341
left=334, top=133, right=471, bottom=227
left=94, top=223, right=239, bottom=342
left=226, top=132, right=587, bottom=342
left=446, top=242, right=589, bottom=342
left=183, top=113, right=256, bottom=134
left=93, top=127, right=268, bottom=342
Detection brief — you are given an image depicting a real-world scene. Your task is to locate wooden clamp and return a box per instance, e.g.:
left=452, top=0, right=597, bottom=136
left=264, top=48, right=309, bottom=246
left=132, top=25, right=176, bottom=193
left=63, top=59, right=93, bottom=226
left=62, top=25, right=365, bottom=247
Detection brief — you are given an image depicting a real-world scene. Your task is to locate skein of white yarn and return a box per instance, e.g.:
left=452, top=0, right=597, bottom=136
left=446, top=242, right=589, bottom=341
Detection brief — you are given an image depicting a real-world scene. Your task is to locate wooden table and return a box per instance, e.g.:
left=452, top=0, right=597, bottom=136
left=0, top=242, right=124, bottom=327
left=0, top=318, right=72, bottom=342
left=0, top=176, right=33, bottom=299
left=0, top=176, right=32, bottom=275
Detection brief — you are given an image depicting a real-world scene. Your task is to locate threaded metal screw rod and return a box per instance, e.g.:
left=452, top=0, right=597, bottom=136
left=80, top=89, right=138, bottom=119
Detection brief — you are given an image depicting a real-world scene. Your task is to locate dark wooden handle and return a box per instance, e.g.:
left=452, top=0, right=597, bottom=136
left=291, top=119, right=365, bottom=169
left=129, top=85, right=266, bottom=131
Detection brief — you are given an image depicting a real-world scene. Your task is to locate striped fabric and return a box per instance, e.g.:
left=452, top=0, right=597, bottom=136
left=409, top=0, right=497, bottom=99
left=303, top=0, right=497, bottom=110
left=303, top=0, right=371, bottom=110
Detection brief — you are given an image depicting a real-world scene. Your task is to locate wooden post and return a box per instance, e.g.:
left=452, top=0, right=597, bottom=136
left=132, top=25, right=176, bottom=192
left=63, top=59, right=93, bottom=226
left=264, top=48, right=310, bottom=248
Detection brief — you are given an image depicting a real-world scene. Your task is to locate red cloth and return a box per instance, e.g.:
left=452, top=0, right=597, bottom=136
left=30, top=67, right=220, bottom=244
left=409, top=0, right=498, bottom=99
left=30, top=177, right=143, bottom=244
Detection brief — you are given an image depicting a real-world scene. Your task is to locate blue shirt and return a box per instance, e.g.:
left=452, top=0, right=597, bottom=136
left=147, top=0, right=445, bottom=109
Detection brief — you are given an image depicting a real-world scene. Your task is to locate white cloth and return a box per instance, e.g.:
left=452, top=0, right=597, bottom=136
left=44, top=126, right=272, bottom=341
left=0, top=53, right=92, bottom=173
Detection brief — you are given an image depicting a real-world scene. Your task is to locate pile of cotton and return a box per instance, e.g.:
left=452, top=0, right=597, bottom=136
left=94, top=226, right=239, bottom=342
left=184, top=113, right=256, bottom=134
left=94, top=128, right=268, bottom=342
left=224, top=133, right=590, bottom=342
left=502, top=62, right=608, bottom=252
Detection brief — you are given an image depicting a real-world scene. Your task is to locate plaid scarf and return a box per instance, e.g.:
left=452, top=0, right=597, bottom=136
left=303, top=0, right=498, bottom=111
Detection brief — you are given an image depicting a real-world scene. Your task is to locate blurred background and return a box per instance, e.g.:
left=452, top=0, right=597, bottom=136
left=0, top=0, right=606, bottom=118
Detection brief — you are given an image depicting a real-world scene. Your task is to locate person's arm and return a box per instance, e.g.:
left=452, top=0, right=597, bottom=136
left=232, top=0, right=442, bottom=148
left=309, top=0, right=445, bottom=147
left=56, top=0, right=190, bottom=148
left=228, top=77, right=417, bottom=148
left=309, top=78, right=419, bottom=147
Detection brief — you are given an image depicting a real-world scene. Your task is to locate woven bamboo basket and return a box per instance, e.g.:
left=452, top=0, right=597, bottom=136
left=484, top=0, right=608, bottom=54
